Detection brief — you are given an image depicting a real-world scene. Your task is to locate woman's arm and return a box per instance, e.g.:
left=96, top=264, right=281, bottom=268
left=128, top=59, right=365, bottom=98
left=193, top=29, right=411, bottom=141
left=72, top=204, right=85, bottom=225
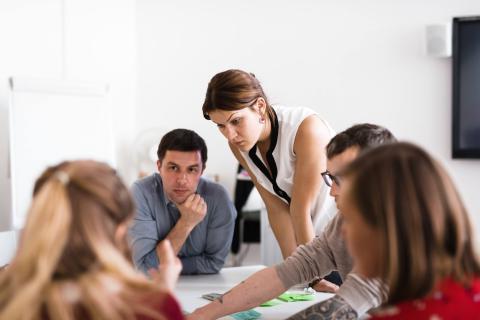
left=230, top=144, right=297, bottom=258
left=290, top=115, right=332, bottom=245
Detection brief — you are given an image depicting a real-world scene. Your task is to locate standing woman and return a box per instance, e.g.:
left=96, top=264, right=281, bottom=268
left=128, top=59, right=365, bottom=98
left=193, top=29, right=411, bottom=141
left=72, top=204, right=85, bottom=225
left=202, top=70, right=336, bottom=268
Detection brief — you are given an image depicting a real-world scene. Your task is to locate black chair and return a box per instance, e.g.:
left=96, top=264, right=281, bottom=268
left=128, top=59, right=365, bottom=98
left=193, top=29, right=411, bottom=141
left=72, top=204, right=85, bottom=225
left=231, top=164, right=260, bottom=256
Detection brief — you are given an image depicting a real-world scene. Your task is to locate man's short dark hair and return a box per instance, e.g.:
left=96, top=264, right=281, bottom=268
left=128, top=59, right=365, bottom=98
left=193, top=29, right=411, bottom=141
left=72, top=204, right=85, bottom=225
left=326, top=123, right=396, bottom=159
left=157, top=129, right=208, bottom=168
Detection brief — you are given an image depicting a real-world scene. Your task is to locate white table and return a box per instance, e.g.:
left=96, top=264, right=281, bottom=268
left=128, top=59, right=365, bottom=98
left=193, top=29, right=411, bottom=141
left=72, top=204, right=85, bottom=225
left=175, top=265, right=334, bottom=319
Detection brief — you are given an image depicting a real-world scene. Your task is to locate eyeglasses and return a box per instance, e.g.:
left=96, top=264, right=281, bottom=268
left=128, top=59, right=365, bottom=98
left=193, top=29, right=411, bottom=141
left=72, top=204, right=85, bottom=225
left=321, top=170, right=341, bottom=187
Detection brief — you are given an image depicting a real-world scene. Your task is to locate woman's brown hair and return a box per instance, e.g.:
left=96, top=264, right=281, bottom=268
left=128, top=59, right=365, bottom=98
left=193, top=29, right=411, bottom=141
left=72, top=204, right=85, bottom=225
left=0, top=160, right=167, bottom=320
left=344, top=142, right=480, bottom=304
left=202, top=69, right=275, bottom=121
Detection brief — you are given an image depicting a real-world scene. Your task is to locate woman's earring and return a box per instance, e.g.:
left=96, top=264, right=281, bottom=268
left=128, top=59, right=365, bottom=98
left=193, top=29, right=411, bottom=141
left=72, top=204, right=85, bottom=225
left=259, top=117, right=265, bottom=124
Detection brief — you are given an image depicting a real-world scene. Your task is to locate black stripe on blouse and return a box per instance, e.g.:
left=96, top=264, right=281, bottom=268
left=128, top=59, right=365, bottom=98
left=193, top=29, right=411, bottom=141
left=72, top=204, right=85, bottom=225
left=248, top=109, right=291, bottom=204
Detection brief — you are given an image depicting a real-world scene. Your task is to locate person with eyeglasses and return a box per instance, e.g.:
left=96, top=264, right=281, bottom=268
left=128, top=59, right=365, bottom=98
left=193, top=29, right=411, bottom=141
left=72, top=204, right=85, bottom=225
left=188, top=123, right=397, bottom=320
left=202, top=69, right=340, bottom=291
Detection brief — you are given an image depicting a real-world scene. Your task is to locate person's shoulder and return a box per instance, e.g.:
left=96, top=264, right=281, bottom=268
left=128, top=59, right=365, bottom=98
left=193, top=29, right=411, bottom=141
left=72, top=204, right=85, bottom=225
left=274, top=105, right=324, bottom=132
left=322, top=212, right=345, bottom=242
left=132, top=173, right=160, bottom=191
left=198, top=178, right=235, bottom=213
left=295, top=108, right=335, bottom=144
left=198, top=177, right=229, bottom=197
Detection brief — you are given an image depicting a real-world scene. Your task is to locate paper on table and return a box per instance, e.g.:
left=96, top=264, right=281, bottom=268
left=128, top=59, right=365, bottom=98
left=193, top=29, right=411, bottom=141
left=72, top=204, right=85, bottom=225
left=277, top=292, right=315, bottom=302
left=231, top=309, right=262, bottom=320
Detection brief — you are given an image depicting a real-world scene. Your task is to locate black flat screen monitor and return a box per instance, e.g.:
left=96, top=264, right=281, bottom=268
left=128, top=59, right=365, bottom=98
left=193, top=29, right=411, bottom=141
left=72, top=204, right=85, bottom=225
left=452, top=16, right=480, bottom=158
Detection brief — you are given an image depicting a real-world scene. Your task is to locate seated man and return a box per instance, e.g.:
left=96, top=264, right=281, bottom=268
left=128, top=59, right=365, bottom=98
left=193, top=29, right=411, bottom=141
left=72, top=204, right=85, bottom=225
left=188, top=123, right=396, bottom=320
left=129, top=128, right=236, bottom=275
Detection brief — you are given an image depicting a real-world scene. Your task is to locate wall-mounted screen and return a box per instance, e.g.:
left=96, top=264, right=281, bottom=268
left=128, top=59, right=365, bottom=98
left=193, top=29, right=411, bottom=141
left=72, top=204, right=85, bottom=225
left=452, top=16, right=480, bottom=158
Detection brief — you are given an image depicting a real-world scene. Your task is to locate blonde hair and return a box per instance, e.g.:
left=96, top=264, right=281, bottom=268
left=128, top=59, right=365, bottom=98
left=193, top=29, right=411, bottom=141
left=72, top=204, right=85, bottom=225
left=0, top=161, right=167, bottom=320
left=344, top=142, right=480, bottom=304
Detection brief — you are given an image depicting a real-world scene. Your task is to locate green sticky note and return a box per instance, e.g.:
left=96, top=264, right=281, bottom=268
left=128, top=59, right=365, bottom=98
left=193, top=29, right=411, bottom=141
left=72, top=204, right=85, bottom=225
left=259, top=298, right=282, bottom=307
left=277, top=292, right=315, bottom=302
left=230, top=309, right=262, bottom=320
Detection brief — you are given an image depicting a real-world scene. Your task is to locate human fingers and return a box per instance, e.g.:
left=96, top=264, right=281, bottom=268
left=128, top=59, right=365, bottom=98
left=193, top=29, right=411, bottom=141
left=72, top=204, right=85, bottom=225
left=313, top=279, right=339, bottom=293
left=157, top=239, right=175, bottom=266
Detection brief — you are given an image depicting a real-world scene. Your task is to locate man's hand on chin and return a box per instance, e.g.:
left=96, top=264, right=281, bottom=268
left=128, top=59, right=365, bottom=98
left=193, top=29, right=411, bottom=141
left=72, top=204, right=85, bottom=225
left=176, top=193, right=208, bottom=229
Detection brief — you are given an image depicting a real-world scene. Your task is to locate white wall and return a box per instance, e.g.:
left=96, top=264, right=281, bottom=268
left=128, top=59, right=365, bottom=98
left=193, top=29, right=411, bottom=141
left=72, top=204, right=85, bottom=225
left=136, top=0, right=480, bottom=235
left=1, top=0, right=479, bottom=264
left=0, top=0, right=136, bottom=260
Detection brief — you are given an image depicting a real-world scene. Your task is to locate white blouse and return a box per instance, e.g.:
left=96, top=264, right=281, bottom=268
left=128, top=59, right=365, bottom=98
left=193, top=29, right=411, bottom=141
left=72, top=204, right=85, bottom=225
left=239, top=105, right=336, bottom=234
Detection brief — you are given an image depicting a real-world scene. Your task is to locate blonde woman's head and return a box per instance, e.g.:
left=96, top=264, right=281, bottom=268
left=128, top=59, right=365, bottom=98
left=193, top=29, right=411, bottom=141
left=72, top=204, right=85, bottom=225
left=35, top=161, right=133, bottom=278
left=0, top=160, right=165, bottom=320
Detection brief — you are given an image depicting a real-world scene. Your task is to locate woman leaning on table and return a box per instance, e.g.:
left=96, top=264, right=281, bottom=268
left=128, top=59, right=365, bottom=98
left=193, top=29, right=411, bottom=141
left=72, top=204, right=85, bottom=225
left=202, top=69, right=338, bottom=290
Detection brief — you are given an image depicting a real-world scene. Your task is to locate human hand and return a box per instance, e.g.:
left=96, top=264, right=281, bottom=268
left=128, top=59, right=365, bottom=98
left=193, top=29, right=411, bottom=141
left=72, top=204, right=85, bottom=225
left=177, top=193, right=207, bottom=229
left=149, top=239, right=182, bottom=292
left=313, top=279, right=339, bottom=293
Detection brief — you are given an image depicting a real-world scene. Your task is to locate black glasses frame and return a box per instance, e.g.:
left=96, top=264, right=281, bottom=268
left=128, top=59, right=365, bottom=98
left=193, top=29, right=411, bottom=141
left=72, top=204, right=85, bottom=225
left=321, top=170, right=341, bottom=187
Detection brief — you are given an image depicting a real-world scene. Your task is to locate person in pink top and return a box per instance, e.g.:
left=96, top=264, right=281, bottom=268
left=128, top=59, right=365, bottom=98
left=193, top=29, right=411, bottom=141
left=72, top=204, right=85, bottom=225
left=339, top=142, right=480, bottom=320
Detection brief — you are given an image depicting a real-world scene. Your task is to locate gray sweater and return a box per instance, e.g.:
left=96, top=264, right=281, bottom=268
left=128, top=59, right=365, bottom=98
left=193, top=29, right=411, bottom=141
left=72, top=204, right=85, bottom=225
left=275, top=213, right=387, bottom=316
